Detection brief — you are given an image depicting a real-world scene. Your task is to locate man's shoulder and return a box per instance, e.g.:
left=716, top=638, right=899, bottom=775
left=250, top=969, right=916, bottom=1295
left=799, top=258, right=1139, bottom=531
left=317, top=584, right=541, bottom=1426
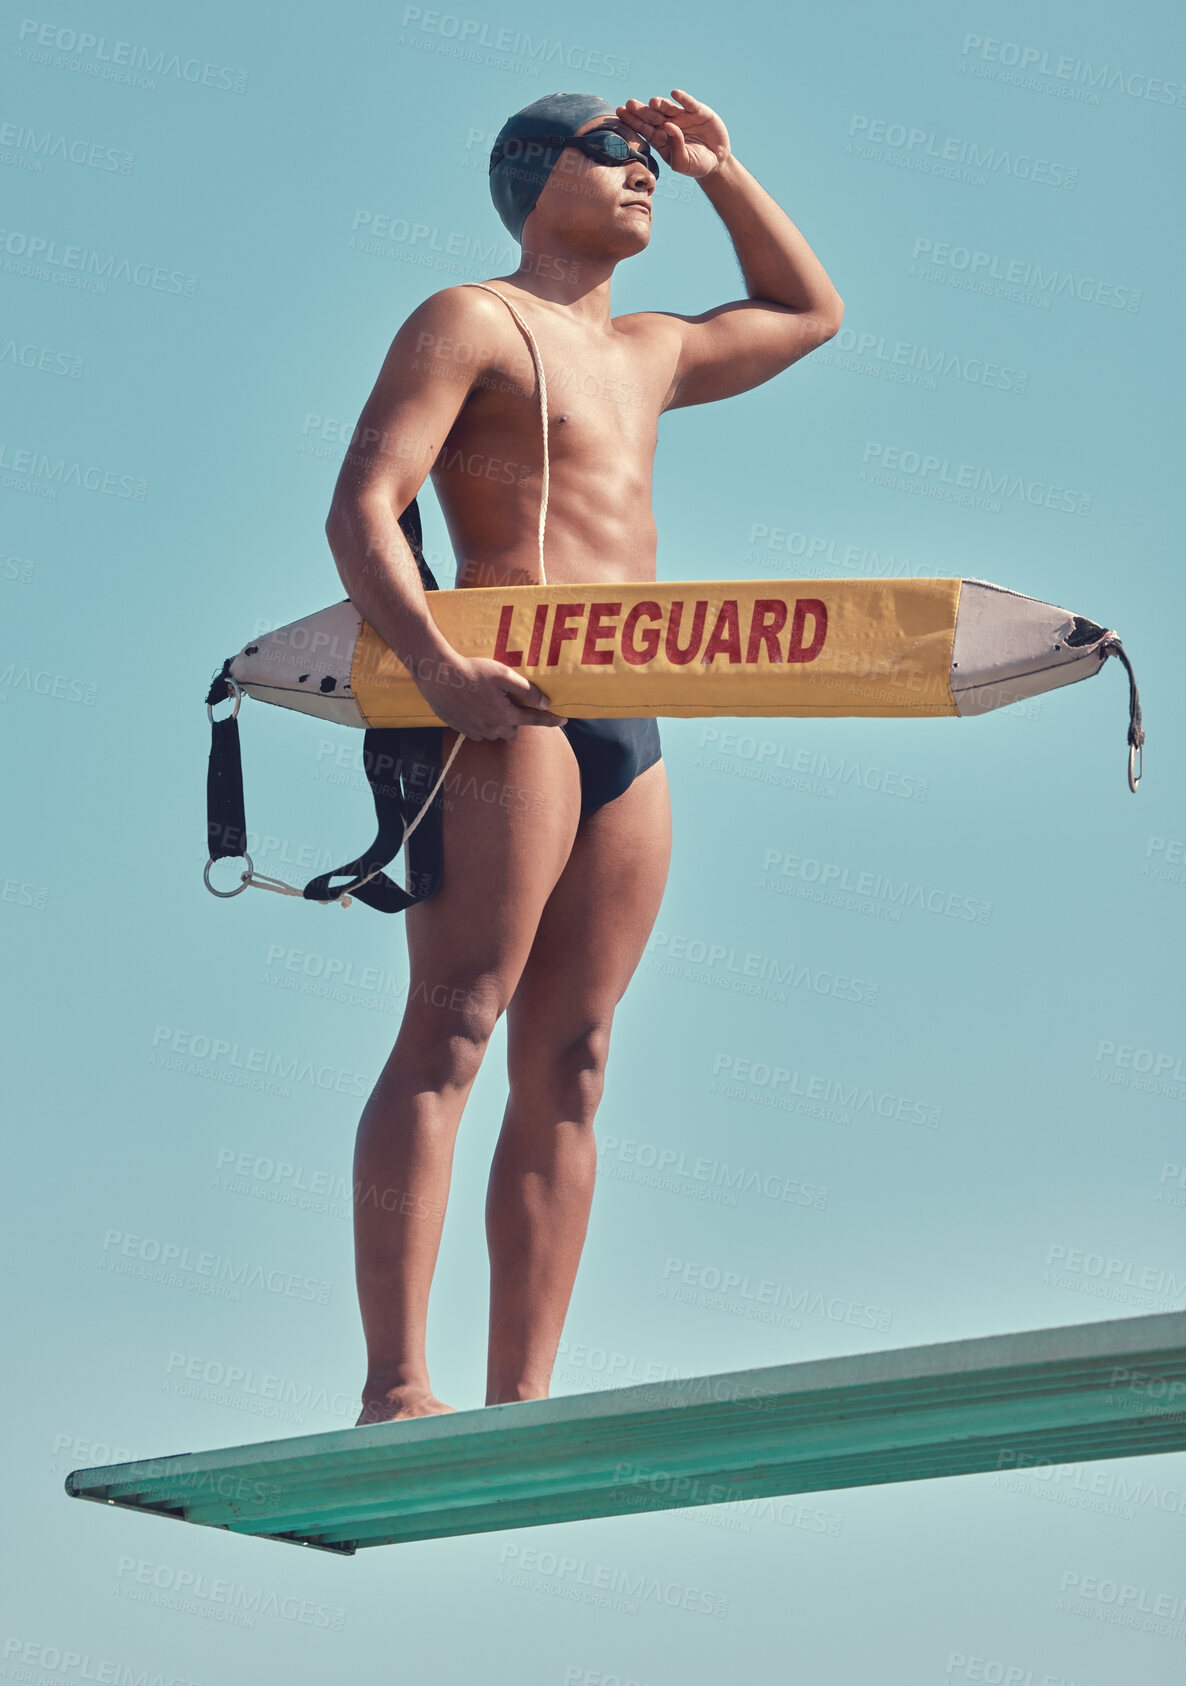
left=610, top=308, right=687, bottom=345
left=398, top=283, right=514, bottom=335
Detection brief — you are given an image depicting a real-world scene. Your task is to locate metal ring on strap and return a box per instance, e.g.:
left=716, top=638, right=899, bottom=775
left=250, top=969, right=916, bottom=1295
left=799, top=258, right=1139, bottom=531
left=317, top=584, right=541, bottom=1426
left=206, top=676, right=242, bottom=724
left=204, top=850, right=254, bottom=897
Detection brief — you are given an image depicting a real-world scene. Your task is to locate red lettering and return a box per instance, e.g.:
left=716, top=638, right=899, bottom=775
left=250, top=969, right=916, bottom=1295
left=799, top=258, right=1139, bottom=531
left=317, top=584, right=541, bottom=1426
left=622, top=601, right=662, bottom=665
left=745, top=599, right=787, bottom=663
left=787, top=597, right=827, bottom=662
left=546, top=603, right=586, bottom=666
left=492, top=604, right=523, bottom=667
left=525, top=602, right=548, bottom=667
left=581, top=601, right=622, bottom=665
left=701, top=600, right=742, bottom=665
left=665, top=599, right=708, bottom=665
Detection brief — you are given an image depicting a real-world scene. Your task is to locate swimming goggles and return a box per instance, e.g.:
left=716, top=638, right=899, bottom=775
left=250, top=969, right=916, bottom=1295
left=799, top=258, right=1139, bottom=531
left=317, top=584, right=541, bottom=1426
left=491, top=128, right=661, bottom=178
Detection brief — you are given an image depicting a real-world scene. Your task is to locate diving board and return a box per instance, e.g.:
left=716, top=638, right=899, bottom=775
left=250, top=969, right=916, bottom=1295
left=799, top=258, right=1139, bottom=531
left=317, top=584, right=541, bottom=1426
left=66, top=1311, right=1186, bottom=1554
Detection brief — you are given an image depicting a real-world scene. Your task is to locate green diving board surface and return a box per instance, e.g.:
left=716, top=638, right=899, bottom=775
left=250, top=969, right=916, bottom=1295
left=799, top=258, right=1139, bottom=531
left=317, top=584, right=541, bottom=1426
left=67, top=1311, right=1186, bottom=1554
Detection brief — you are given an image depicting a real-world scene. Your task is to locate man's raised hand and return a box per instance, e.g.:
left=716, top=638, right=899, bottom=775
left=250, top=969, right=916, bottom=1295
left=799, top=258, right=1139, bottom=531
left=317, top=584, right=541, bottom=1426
left=616, top=90, right=731, bottom=179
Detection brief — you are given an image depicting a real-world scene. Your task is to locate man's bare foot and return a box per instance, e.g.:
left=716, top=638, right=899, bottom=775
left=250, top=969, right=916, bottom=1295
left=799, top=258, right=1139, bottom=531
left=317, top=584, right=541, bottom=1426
left=355, top=1385, right=456, bottom=1426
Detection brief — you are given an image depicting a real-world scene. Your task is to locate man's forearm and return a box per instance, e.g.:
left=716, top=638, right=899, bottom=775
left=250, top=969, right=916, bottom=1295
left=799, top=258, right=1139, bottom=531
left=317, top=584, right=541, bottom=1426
left=698, top=154, right=843, bottom=321
left=327, top=501, right=459, bottom=677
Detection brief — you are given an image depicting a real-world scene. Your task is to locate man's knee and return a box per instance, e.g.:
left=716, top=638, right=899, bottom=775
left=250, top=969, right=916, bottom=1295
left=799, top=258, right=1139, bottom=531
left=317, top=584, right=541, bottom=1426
left=402, top=978, right=505, bottom=1086
left=510, top=1020, right=613, bottom=1115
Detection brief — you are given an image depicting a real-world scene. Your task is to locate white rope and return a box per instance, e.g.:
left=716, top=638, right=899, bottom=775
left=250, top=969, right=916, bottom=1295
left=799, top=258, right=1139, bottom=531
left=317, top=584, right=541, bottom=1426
left=465, top=283, right=549, bottom=586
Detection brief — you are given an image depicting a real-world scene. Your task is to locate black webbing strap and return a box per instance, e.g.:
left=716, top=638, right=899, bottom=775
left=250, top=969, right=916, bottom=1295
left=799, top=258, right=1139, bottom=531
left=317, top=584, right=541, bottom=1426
left=204, top=499, right=451, bottom=911
left=205, top=655, right=247, bottom=863
left=302, top=727, right=445, bottom=912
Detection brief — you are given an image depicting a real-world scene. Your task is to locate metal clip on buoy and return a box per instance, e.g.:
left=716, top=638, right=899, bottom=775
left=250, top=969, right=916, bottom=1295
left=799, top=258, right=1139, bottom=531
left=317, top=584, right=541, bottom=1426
left=1099, top=635, right=1144, bottom=793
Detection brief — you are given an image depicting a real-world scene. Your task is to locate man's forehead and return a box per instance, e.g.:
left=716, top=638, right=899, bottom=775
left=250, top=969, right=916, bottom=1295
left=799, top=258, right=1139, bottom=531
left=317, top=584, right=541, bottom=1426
left=576, top=116, right=648, bottom=141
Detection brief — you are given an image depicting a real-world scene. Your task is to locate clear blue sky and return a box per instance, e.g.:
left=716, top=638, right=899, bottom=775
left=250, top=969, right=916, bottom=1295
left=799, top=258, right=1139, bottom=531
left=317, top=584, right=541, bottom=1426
left=3, top=0, right=1185, bottom=1679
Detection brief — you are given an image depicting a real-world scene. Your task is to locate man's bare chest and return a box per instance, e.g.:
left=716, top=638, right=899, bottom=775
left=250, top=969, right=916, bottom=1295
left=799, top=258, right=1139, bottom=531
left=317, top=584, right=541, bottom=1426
left=453, top=320, right=669, bottom=464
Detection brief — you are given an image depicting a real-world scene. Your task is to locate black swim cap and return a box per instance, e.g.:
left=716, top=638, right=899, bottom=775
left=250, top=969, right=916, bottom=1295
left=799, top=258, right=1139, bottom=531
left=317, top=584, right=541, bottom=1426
left=489, top=92, right=616, bottom=241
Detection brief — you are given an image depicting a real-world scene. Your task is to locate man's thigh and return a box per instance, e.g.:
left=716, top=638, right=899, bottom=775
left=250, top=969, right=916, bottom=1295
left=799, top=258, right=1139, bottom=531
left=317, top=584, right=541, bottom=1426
left=402, top=728, right=583, bottom=1011
left=506, top=757, right=673, bottom=1047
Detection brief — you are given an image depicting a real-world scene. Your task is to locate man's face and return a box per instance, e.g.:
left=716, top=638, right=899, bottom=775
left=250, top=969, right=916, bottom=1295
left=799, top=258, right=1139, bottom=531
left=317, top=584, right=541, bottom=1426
left=525, top=116, right=656, bottom=255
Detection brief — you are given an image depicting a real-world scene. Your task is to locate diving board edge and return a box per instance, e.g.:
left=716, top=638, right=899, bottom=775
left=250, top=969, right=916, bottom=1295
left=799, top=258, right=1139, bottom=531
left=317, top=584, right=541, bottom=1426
left=66, top=1311, right=1186, bottom=1553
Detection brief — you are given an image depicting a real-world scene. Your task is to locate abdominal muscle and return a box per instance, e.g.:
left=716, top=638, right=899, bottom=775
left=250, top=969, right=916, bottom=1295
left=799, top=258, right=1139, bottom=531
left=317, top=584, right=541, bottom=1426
left=435, top=470, right=661, bottom=590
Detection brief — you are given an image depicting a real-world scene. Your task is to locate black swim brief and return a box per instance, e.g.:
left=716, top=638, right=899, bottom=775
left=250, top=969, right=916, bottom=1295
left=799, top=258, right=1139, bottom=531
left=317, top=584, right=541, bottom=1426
left=560, top=716, right=663, bottom=818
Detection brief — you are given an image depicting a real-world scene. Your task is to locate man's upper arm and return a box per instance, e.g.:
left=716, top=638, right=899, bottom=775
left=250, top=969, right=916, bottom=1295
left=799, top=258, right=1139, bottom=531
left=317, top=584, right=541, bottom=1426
left=659, top=299, right=842, bottom=411
left=327, top=286, right=500, bottom=521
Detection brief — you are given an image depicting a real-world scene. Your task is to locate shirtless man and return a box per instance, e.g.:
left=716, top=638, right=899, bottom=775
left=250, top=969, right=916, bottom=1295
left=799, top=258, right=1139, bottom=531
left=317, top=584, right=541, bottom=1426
left=325, top=89, right=843, bottom=1423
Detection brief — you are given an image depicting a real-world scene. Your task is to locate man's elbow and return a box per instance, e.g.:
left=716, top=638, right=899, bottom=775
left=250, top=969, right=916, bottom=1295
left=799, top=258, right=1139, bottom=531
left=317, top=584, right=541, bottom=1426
left=325, top=498, right=349, bottom=549
left=325, top=490, right=371, bottom=556
left=814, top=297, right=844, bottom=342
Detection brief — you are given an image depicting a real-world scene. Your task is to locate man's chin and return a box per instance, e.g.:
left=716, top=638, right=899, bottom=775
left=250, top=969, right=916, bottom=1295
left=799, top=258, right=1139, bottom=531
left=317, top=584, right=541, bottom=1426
left=613, top=217, right=651, bottom=254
